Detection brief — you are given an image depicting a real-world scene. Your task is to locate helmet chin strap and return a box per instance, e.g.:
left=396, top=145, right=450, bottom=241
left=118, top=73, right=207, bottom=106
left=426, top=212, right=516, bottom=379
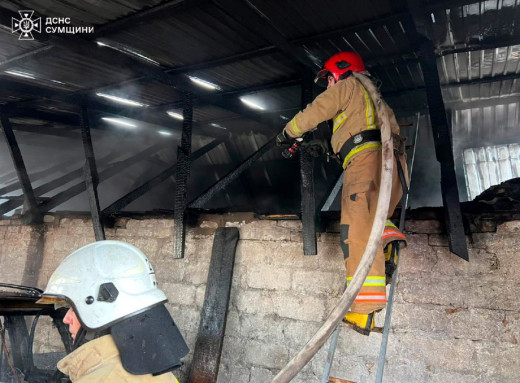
left=338, top=70, right=353, bottom=80
left=72, top=327, right=87, bottom=350
left=72, top=327, right=110, bottom=350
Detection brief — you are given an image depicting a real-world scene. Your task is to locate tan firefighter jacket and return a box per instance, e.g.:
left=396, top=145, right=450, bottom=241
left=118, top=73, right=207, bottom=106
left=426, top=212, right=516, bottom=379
left=284, top=75, right=401, bottom=165
left=58, top=335, right=179, bottom=383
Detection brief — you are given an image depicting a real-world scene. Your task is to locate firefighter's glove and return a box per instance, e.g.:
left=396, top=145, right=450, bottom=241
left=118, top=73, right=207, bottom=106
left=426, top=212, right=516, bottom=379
left=276, top=129, right=292, bottom=149
left=301, top=138, right=332, bottom=158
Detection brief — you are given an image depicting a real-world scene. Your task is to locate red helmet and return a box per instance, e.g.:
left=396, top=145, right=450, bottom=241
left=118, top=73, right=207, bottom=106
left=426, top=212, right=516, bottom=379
left=315, top=52, right=367, bottom=87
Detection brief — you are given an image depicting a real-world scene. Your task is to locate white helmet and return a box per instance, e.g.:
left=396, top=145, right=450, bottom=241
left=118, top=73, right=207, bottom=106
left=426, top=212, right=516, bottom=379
left=38, top=240, right=167, bottom=330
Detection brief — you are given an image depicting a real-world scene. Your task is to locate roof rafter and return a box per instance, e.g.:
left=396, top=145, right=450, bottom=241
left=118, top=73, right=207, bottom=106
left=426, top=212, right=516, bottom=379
left=0, top=5, right=280, bottom=131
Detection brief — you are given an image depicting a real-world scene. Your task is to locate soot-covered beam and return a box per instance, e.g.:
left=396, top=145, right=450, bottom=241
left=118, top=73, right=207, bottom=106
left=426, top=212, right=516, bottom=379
left=79, top=107, right=105, bottom=241
left=4, top=316, right=33, bottom=376
left=404, top=4, right=468, bottom=261
left=0, top=114, right=41, bottom=222
left=0, top=5, right=279, bottom=132
left=31, top=151, right=119, bottom=198
left=173, top=92, right=193, bottom=259
left=0, top=150, right=120, bottom=210
left=189, top=137, right=276, bottom=209
left=103, top=138, right=223, bottom=215
left=37, top=143, right=168, bottom=212
left=188, top=227, right=239, bottom=383
left=300, top=68, right=317, bottom=255
left=0, top=148, right=82, bottom=196
left=0, top=78, right=177, bottom=130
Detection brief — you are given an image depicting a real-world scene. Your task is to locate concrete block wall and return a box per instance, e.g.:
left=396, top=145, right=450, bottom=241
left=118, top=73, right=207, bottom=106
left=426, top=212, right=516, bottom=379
left=1, top=213, right=519, bottom=382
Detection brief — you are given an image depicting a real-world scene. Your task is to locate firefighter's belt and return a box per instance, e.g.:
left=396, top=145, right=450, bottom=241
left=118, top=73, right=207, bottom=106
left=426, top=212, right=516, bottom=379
left=338, top=130, right=406, bottom=168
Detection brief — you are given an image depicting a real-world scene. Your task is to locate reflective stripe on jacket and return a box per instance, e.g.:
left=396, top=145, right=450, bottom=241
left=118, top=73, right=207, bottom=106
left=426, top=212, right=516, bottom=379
left=58, top=335, right=179, bottom=382
left=284, top=75, right=401, bottom=159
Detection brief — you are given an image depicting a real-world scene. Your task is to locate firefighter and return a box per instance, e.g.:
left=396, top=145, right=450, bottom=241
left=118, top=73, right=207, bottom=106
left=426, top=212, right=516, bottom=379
left=37, top=240, right=189, bottom=382
left=276, top=52, right=408, bottom=335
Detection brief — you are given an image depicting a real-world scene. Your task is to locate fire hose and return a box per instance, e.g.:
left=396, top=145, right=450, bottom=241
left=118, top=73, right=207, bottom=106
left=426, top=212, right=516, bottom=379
left=271, top=71, right=394, bottom=383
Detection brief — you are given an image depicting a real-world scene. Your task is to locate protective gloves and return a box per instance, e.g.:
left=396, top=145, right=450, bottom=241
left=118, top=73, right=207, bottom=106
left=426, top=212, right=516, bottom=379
left=301, top=138, right=332, bottom=158
left=276, top=129, right=292, bottom=149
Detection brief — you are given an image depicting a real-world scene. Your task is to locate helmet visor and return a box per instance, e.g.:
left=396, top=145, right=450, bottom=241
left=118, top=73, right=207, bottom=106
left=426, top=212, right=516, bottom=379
left=36, top=295, right=67, bottom=304
left=314, top=69, right=330, bottom=88
left=36, top=295, right=70, bottom=310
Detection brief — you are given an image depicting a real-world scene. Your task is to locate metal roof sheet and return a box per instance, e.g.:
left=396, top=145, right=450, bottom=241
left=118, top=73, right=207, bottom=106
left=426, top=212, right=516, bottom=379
left=1, top=0, right=520, bottom=214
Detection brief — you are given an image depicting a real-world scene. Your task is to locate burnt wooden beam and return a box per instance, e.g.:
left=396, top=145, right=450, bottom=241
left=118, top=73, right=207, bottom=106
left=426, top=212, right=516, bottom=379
left=404, top=3, right=468, bottom=261
left=173, top=92, right=194, bottom=259
left=0, top=5, right=279, bottom=132
left=4, top=316, right=33, bottom=375
left=188, top=227, right=239, bottom=383
left=299, top=68, right=317, bottom=255
left=437, top=36, right=520, bottom=56
left=155, top=78, right=300, bottom=112
left=0, top=151, right=121, bottom=211
left=0, top=143, right=166, bottom=215
left=0, top=153, right=82, bottom=195
left=449, top=94, right=520, bottom=110
left=7, top=108, right=79, bottom=126
left=442, top=72, right=520, bottom=88
left=0, top=78, right=174, bottom=129
left=10, top=124, right=80, bottom=139
left=103, top=138, right=223, bottom=215
left=0, top=114, right=41, bottom=222
left=80, top=107, right=105, bottom=240
left=31, top=151, right=119, bottom=198
left=0, top=196, right=34, bottom=216
left=189, top=137, right=276, bottom=209
left=36, top=143, right=167, bottom=213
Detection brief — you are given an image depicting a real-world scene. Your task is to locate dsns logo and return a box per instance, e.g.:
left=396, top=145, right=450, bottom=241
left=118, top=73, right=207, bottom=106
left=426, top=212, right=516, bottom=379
left=12, top=10, right=41, bottom=40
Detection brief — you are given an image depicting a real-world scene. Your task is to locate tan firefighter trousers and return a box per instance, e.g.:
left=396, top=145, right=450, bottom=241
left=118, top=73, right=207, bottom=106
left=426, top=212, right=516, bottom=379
left=340, top=148, right=408, bottom=314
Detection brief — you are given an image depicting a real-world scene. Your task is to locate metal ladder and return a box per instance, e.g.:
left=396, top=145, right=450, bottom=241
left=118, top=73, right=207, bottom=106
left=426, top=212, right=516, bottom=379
left=321, top=112, right=420, bottom=383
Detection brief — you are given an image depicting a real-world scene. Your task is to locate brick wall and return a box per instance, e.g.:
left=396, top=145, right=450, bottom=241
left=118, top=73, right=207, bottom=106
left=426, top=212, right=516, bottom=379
left=1, top=213, right=519, bottom=383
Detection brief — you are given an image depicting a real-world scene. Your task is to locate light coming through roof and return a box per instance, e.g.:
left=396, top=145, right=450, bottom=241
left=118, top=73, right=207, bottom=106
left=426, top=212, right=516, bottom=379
left=167, top=111, right=184, bottom=120
left=101, top=117, right=137, bottom=128
left=240, top=97, right=265, bottom=110
left=96, top=40, right=160, bottom=66
left=96, top=93, right=148, bottom=107
left=189, top=76, right=221, bottom=90
left=5, top=70, right=36, bottom=79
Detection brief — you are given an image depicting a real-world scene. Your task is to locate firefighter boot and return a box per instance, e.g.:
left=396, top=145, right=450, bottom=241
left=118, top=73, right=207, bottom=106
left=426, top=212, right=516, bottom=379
left=382, top=220, right=407, bottom=284
left=343, top=312, right=375, bottom=336
left=384, top=241, right=398, bottom=283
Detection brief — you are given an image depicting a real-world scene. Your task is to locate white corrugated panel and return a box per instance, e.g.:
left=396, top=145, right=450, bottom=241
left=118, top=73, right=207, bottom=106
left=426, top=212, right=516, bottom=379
left=464, top=143, right=520, bottom=199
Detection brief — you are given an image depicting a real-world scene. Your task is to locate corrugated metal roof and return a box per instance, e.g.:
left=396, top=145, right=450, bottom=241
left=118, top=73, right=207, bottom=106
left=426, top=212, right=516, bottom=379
left=3, top=50, right=137, bottom=90
left=1, top=0, right=166, bottom=25
left=250, top=0, right=400, bottom=41
left=1, top=0, right=520, bottom=214
left=196, top=53, right=296, bottom=90
left=105, top=3, right=268, bottom=68
left=463, top=143, right=520, bottom=199
left=453, top=100, right=520, bottom=201
left=429, top=0, right=520, bottom=49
